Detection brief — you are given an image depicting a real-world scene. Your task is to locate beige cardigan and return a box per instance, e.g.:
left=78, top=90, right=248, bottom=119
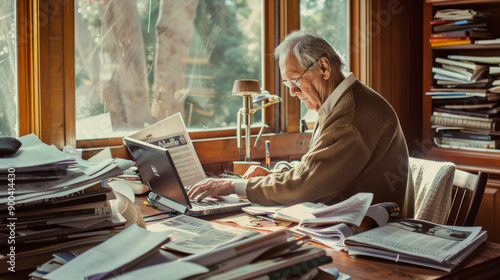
left=245, top=80, right=414, bottom=217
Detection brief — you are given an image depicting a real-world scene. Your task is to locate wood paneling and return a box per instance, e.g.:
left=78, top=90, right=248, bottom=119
left=369, top=0, right=423, bottom=154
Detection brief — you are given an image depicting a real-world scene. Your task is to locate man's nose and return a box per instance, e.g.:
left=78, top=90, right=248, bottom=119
left=289, top=86, right=300, bottom=97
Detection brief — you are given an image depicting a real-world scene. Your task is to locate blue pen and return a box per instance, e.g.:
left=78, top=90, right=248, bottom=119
left=145, top=214, right=176, bottom=223
left=143, top=212, right=172, bottom=219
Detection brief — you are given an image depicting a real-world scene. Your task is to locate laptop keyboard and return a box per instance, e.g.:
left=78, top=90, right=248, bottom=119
left=190, top=199, right=222, bottom=208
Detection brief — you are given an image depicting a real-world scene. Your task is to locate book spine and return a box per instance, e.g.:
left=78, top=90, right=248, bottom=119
left=438, top=132, right=494, bottom=141
left=440, top=138, right=497, bottom=149
left=432, top=40, right=472, bottom=47
left=266, top=256, right=333, bottom=280
left=431, top=115, right=496, bottom=131
left=431, top=31, right=468, bottom=38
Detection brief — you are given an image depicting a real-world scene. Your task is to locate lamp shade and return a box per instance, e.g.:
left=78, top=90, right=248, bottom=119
left=232, top=79, right=263, bottom=97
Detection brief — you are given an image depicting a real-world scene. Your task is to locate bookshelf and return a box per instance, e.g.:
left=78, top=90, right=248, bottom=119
left=423, top=0, right=500, bottom=243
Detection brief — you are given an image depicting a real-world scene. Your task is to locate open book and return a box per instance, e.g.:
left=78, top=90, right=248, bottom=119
left=344, top=218, right=488, bottom=272
left=270, top=193, right=400, bottom=248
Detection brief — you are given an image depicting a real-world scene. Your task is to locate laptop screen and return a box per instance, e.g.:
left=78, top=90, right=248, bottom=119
left=123, top=137, right=191, bottom=207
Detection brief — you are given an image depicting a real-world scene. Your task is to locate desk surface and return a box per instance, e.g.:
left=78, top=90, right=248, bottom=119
left=136, top=194, right=500, bottom=280
left=5, top=194, right=500, bottom=280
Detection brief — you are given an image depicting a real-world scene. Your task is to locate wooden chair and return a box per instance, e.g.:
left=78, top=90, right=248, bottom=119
left=446, top=170, right=489, bottom=227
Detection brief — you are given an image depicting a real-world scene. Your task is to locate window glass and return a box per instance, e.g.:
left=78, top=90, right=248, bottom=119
left=300, top=0, right=350, bottom=126
left=75, top=0, right=263, bottom=140
left=0, top=1, right=18, bottom=137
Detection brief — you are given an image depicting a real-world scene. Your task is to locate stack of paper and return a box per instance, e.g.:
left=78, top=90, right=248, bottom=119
left=0, top=134, right=135, bottom=273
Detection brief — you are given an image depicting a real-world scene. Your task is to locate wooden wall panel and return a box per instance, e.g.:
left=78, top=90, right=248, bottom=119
left=369, top=0, right=423, bottom=154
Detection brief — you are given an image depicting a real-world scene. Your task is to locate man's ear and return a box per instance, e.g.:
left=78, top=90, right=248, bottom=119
left=318, top=57, right=331, bottom=79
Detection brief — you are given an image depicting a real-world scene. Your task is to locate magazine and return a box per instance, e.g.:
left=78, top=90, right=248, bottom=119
left=291, top=200, right=400, bottom=249
left=343, top=218, right=488, bottom=272
left=270, top=193, right=399, bottom=249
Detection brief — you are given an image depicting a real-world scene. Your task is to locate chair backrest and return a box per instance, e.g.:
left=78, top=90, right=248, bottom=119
left=409, top=157, right=456, bottom=225
left=446, top=170, right=489, bottom=227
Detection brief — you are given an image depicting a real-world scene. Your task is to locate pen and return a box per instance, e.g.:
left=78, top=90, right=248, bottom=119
left=256, top=215, right=279, bottom=225
left=265, top=140, right=271, bottom=170
left=144, top=214, right=176, bottom=223
left=143, top=212, right=172, bottom=219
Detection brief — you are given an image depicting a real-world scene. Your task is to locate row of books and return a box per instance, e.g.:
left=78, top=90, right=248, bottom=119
left=430, top=9, right=498, bottom=47
left=0, top=135, right=136, bottom=273
left=429, top=54, right=500, bottom=151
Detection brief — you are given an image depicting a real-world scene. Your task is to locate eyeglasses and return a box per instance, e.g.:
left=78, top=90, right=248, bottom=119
left=282, top=62, right=314, bottom=89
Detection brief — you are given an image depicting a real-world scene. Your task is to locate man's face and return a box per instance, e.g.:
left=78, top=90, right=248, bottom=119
left=280, top=54, right=323, bottom=111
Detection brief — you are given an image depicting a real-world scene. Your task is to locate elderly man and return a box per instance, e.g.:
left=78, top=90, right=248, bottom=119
left=189, top=30, right=414, bottom=217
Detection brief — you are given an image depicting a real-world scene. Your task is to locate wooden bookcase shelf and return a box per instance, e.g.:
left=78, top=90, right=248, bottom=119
left=423, top=0, right=500, bottom=242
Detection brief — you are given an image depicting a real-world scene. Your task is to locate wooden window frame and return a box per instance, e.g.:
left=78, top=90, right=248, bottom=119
left=20, top=0, right=361, bottom=166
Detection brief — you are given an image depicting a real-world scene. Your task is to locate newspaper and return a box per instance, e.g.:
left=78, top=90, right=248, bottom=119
left=344, top=218, right=488, bottom=271
left=147, top=215, right=249, bottom=254
left=130, top=113, right=206, bottom=187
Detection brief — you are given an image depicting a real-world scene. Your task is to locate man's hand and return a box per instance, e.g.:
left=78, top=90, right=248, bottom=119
left=243, top=165, right=272, bottom=179
left=187, top=179, right=235, bottom=202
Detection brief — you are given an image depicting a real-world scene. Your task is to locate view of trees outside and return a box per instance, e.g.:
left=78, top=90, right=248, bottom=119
left=300, top=0, right=350, bottom=123
left=75, top=0, right=262, bottom=140
left=0, top=1, right=18, bottom=137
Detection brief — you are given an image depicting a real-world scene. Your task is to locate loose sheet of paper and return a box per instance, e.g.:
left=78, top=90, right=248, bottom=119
left=147, top=215, right=249, bottom=254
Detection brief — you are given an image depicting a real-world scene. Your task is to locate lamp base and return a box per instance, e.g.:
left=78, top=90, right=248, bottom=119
left=233, top=161, right=261, bottom=176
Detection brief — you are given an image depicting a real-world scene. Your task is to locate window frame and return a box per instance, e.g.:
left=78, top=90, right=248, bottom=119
left=19, top=0, right=363, bottom=164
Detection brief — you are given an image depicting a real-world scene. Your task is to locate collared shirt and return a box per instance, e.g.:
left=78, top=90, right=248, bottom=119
left=235, top=73, right=357, bottom=198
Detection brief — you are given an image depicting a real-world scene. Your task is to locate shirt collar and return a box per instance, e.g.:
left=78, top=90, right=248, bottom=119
left=317, top=72, right=356, bottom=126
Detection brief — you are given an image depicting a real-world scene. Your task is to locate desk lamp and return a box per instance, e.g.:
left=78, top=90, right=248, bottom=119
left=232, top=79, right=282, bottom=175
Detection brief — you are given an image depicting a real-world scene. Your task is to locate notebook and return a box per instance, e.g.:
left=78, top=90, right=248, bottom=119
left=123, top=136, right=251, bottom=216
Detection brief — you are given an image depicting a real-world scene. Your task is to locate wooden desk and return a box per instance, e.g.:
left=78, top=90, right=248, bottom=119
left=5, top=195, right=500, bottom=279
left=136, top=194, right=500, bottom=280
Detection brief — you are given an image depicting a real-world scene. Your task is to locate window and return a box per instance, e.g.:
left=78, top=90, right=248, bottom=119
left=299, top=0, right=350, bottom=125
left=75, top=0, right=263, bottom=140
left=0, top=1, right=18, bottom=137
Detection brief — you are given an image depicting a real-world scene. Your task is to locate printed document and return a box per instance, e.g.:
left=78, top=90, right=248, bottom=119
left=130, top=113, right=206, bottom=187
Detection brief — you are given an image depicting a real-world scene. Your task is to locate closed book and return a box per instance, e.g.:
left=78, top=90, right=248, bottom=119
left=447, top=55, right=500, bottom=65
left=426, top=91, right=490, bottom=97
left=431, top=96, right=500, bottom=106
left=433, top=22, right=487, bottom=33
left=430, top=86, right=487, bottom=93
left=439, top=137, right=500, bottom=149
left=430, top=115, right=497, bottom=132
left=441, top=64, right=488, bottom=80
left=435, top=107, right=500, bottom=118
left=433, top=110, right=500, bottom=121
left=429, top=37, right=470, bottom=43
left=436, top=57, right=488, bottom=72
left=432, top=40, right=472, bottom=47
left=434, top=9, right=490, bottom=21
left=432, top=67, right=475, bottom=82
left=435, top=130, right=499, bottom=141
left=430, top=29, right=492, bottom=39
left=441, top=101, right=499, bottom=110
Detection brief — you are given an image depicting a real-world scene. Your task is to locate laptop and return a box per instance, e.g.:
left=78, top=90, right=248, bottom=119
left=123, top=136, right=251, bottom=216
